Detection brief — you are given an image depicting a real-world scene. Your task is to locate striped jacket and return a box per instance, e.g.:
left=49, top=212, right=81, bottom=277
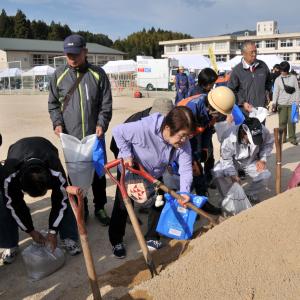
left=0, top=137, right=68, bottom=233
left=48, top=63, right=112, bottom=140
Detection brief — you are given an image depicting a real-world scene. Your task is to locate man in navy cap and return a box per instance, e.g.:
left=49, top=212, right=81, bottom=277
left=48, top=34, right=112, bottom=225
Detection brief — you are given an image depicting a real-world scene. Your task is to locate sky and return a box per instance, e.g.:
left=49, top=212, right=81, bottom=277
left=2, top=0, right=300, bottom=41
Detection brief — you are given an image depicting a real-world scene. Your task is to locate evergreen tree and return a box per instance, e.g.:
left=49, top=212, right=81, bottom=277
left=14, top=9, right=31, bottom=38
left=31, top=20, right=49, bottom=39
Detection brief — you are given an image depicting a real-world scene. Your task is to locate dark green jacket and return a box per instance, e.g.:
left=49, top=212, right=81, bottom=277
left=48, top=63, right=112, bottom=140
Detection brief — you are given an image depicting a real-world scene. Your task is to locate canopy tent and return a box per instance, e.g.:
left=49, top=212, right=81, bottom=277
left=0, top=68, right=23, bottom=78
left=217, top=55, right=282, bottom=71
left=22, top=65, right=55, bottom=77
left=168, top=54, right=211, bottom=70
left=102, top=60, right=137, bottom=74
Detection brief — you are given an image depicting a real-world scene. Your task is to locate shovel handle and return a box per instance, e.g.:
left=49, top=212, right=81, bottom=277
left=105, top=158, right=122, bottom=170
left=66, top=186, right=86, bottom=235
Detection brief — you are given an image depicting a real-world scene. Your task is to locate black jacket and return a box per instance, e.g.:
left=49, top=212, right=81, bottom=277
left=0, top=137, right=68, bottom=233
left=228, top=59, right=272, bottom=107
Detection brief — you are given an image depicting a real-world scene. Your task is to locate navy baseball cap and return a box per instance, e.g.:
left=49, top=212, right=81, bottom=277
left=63, top=34, right=86, bottom=54
left=242, top=117, right=263, bottom=146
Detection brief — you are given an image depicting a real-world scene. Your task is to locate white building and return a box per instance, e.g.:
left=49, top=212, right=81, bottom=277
left=159, top=21, right=300, bottom=67
left=0, top=37, right=124, bottom=70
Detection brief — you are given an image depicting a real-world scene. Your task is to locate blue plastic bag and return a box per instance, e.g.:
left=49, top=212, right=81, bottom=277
left=156, top=193, right=207, bottom=240
left=93, top=137, right=106, bottom=177
left=232, top=104, right=245, bottom=125
left=291, top=102, right=299, bottom=123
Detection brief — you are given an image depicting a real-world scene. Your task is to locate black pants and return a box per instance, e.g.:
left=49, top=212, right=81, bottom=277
left=68, top=172, right=107, bottom=212
left=108, top=172, right=163, bottom=246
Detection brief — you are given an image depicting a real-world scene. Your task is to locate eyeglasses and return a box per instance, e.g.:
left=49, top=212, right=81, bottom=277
left=175, top=133, right=193, bottom=141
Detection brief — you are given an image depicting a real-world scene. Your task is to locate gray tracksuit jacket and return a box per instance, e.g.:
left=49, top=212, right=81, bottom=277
left=228, top=59, right=272, bottom=108
left=48, top=63, right=112, bottom=140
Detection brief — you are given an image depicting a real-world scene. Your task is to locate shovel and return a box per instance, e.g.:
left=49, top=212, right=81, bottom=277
left=104, top=159, right=158, bottom=278
left=126, top=162, right=217, bottom=227
left=274, top=128, right=283, bottom=195
left=66, top=186, right=102, bottom=300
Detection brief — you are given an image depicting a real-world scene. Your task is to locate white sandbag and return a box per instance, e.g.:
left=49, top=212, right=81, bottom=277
left=60, top=133, right=96, bottom=194
left=22, top=243, right=65, bottom=280
left=222, top=182, right=252, bottom=215
left=249, top=107, right=268, bottom=123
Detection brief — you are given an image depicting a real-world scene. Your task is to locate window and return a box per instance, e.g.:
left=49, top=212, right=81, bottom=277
left=215, top=54, right=227, bottom=62
left=296, top=39, right=300, bottom=47
left=266, top=40, right=275, bottom=48
left=202, top=43, right=212, bottom=51
left=96, top=55, right=110, bottom=66
left=281, top=53, right=291, bottom=61
left=281, top=40, right=293, bottom=47
left=87, top=55, right=95, bottom=64
left=178, top=44, right=187, bottom=52
left=190, top=43, right=201, bottom=51
left=166, top=45, right=176, bottom=53
left=296, top=53, right=300, bottom=60
left=255, top=41, right=262, bottom=48
left=215, top=42, right=227, bottom=50
left=32, top=54, right=46, bottom=66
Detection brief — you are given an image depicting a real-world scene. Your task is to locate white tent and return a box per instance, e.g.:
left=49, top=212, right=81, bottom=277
left=102, top=60, right=137, bottom=74
left=168, top=54, right=211, bottom=69
left=0, top=68, right=23, bottom=78
left=22, top=65, right=55, bottom=77
left=217, top=54, right=282, bottom=71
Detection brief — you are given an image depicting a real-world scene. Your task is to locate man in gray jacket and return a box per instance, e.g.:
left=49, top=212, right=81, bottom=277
left=48, top=34, right=112, bottom=225
left=228, top=41, right=272, bottom=113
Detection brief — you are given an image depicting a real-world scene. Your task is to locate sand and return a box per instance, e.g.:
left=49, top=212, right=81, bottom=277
left=128, top=187, right=300, bottom=300
left=0, top=93, right=300, bottom=300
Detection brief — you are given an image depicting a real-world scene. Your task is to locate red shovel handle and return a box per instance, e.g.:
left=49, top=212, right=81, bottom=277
left=66, top=186, right=86, bottom=235
left=104, top=158, right=128, bottom=200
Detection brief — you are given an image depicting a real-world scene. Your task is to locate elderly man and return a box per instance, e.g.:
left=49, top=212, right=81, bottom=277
left=228, top=41, right=272, bottom=113
left=48, top=34, right=112, bottom=225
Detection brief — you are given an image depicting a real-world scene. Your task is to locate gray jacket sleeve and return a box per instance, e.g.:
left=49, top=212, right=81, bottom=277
left=219, top=138, right=238, bottom=177
left=272, top=77, right=280, bottom=105
left=48, top=72, right=64, bottom=129
left=97, top=69, right=112, bottom=132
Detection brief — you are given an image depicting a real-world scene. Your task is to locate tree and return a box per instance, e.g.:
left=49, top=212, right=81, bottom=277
left=31, top=20, right=49, bottom=39
left=14, top=9, right=31, bottom=38
left=48, top=21, right=71, bottom=40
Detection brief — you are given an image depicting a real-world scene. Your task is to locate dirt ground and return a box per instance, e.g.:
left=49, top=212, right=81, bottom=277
left=0, top=93, right=299, bottom=300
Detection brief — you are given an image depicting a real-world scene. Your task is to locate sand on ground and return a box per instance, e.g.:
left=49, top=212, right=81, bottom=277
left=0, top=93, right=299, bottom=300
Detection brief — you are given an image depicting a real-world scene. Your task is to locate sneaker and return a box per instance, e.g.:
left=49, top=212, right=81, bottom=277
left=1, top=247, right=18, bottom=264
left=61, top=238, right=81, bottom=256
left=112, top=243, right=126, bottom=259
left=95, top=208, right=110, bottom=226
left=146, top=239, right=163, bottom=251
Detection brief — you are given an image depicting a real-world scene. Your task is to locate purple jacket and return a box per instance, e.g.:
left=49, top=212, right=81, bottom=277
left=112, top=113, right=193, bottom=192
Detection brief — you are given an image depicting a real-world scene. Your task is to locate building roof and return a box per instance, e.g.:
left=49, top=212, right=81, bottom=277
left=0, top=37, right=124, bottom=55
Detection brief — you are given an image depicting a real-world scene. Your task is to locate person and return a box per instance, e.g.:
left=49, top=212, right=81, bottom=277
left=228, top=41, right=272, bottom=113
left=178, top=70, right=235, bottom=213
left=175, top=66, right=189, bottom=104
left=187, top=69, right=196, bottom=97
left=48, top=34, right=112, bottom=225
left=109, top=106, right=196, bottom=258
left=213, top=117, right=274, bottom=204
left=272, top=61, right=300, bottom=145
left=0, top=137, right=81, bottom=264
left=270, top=64, right=281, bottom=88
left=215, top=69, right=230, bottom=87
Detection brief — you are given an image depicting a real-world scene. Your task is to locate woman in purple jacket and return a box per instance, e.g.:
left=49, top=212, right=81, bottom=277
left=109, top=106, right=196, bottom=258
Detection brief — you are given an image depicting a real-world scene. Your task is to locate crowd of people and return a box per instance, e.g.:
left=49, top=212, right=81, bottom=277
left=0, top=36, right=298, bottom=266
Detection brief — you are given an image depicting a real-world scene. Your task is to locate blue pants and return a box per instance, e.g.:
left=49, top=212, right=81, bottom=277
left=0, top=190, right=78, bottom=248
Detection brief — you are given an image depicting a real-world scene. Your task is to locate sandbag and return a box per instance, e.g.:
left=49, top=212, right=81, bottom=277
left=60, top=133, right=96, bottom=194
left=93, top=137, right=106, bottom=177
left=222, top=182, right=252, bottom=215
left=22, top=243, right=65, bottom=280
left=291, top=102, right=299, bottom=123
left=156, top=193, right=207, bottom=240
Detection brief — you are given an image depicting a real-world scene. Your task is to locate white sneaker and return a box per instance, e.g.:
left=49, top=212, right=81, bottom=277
left=61, top=239, right=81, bottom=256
left=1, top=247, right=19, bottom=264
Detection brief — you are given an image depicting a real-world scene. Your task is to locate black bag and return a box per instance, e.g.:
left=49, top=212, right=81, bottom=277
left=281, top=78, right=296, bottom=94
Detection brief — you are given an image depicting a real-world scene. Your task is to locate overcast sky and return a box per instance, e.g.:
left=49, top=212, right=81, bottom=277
left=3, top=0, right=300, bottom=40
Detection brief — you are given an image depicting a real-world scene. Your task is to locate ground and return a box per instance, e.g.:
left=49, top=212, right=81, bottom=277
left=0, top=93, right=299, bottom=299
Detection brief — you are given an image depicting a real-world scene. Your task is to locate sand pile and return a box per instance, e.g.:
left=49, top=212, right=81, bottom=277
left=127, top=188, right=300, bottom=300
